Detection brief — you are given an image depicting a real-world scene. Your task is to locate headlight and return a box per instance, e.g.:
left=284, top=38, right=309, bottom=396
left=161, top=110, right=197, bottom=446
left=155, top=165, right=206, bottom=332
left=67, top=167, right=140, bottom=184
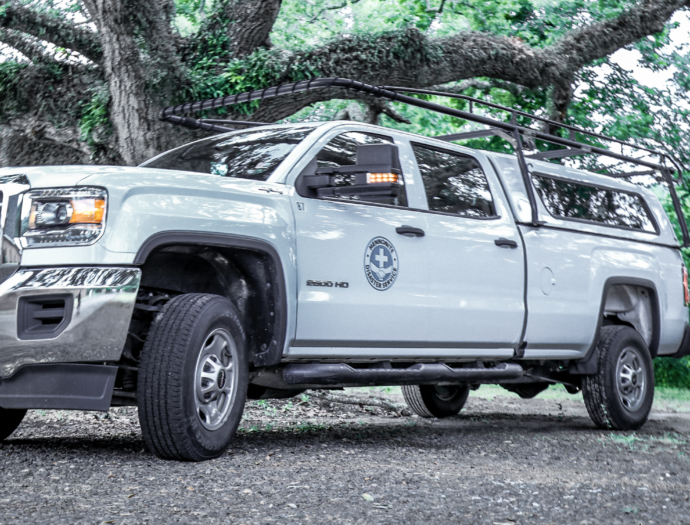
left=20, top=187, right=107, bottom=247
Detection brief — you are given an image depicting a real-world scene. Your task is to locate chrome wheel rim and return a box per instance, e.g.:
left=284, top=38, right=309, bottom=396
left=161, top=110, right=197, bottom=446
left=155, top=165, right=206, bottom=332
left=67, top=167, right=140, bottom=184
left=433, top=385, right=459, bottom=401
left=615, top=346, right=647, bottom=412
left=194, top=328, right=238, bottom=431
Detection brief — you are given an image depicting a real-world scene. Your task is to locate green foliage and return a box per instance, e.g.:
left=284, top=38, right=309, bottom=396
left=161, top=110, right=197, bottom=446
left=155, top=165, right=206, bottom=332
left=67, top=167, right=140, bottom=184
left=0, top=62, right=29, bottom=147
left=175, top=0, right=210, bottom=33
left=654, top=357, right=690, bottom=389
left=0, top=61, right=29, bottom=115
left=79, top=88, right=111, bottom=149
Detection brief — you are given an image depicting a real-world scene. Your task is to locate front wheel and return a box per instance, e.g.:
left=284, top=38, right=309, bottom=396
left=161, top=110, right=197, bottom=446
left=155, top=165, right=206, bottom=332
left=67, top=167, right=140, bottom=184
left=402, top=384, right=470, bottom=418
left=582, top=325, right=654, bottom=431
left=138, top=294, right=248, bottom=461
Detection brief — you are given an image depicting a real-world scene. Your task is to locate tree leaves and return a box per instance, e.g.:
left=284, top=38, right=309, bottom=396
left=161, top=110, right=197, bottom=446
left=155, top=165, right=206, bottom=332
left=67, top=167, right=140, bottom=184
left=0, top=0, right=688, bottom=169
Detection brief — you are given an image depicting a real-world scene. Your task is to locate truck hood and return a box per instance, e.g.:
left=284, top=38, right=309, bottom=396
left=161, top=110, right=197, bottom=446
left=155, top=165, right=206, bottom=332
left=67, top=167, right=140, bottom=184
left=0, top=165, right=160, bottom=189
left=0, top=165, right=270, bottom=195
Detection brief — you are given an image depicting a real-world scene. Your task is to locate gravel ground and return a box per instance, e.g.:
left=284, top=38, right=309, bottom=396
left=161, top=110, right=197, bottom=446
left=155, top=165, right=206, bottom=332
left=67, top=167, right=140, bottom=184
left=1, top=387, right=689, bottom=524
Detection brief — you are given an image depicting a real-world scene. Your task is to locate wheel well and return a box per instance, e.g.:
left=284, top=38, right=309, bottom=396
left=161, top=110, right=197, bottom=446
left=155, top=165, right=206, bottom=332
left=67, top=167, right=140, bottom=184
left=137, top=242, right=285, bottom=367
left=602, top=283, right=658, bottom=355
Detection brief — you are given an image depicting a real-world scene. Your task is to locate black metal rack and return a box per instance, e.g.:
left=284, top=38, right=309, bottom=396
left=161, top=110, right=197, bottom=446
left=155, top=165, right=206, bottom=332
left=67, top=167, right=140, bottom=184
left=159, top=77, right=690, bottom=247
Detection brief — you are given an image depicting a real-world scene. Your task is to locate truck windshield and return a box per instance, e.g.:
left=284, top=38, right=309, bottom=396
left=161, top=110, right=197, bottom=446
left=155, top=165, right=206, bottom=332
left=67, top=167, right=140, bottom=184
left=142, top=126, right=316, bottom=180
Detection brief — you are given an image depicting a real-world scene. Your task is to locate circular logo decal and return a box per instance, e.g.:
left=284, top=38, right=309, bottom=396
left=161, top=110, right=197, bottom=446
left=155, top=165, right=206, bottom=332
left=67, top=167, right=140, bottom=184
left=364, top=237, right=398, bottom=291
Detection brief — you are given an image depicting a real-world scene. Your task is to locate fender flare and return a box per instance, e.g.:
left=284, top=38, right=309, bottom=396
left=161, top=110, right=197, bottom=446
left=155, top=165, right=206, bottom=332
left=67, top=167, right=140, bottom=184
left=570, top=276, right=660, bottom=375
left=134, top=231, right=288, bottom=367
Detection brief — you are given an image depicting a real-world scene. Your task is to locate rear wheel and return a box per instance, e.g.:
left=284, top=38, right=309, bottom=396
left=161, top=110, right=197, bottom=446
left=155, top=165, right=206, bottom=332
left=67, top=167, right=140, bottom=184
left=138, top=293, right=248, bottom=461
left=402, top=384, right=470, bottom=418
left=582, top=325, right=654, bottom=431
left=0, top=408, right=26, bottom=441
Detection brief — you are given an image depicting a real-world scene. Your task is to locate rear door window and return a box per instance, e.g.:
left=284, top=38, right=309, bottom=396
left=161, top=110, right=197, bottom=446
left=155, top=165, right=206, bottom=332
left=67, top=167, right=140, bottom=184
left=532, top=173, right=657, bottom=233
left=411, top=144, right=496, bottom=218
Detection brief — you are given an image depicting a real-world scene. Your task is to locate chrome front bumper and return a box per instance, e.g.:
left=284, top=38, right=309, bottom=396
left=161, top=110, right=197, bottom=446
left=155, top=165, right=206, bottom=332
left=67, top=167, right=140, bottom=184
left=0, top=267, right=141, bottom=377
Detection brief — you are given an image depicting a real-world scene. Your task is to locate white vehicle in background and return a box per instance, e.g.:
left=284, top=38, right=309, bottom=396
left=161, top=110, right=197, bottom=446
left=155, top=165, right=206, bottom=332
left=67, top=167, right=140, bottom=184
left=0, top=78, right=688, bottom=461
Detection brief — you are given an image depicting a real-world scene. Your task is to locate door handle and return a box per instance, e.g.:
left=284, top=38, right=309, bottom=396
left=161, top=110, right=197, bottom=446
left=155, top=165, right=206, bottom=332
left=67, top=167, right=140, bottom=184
left=396, top=225, right=425, bottom=237
left=494, top=238, right=518, bottom=248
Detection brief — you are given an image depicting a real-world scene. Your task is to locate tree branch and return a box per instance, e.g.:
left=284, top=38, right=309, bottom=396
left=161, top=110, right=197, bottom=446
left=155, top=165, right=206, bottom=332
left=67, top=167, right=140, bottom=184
left=0, top=2, right=103, bottom=63
left=218, top=0, right=686, bottom=123
left=432, top=79, right=526, bottom=97
left=552, top=0, right=688, bottom=73
left=222, top=0, right=282, bottom=58
left=187, top=0, right=282, bottom=64
left=0, top=27, right=56, bottom=64
left=334, top=97, right=412, bottom=125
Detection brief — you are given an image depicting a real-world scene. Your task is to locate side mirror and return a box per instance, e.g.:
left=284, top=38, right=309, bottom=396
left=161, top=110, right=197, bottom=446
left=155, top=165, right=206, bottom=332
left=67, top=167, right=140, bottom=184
left=298, top=144, right=402, bottom=200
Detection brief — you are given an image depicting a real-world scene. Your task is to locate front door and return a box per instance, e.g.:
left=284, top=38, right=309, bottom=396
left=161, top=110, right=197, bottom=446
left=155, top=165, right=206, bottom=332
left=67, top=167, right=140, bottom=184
left=290, top=130, right=433, bottom=350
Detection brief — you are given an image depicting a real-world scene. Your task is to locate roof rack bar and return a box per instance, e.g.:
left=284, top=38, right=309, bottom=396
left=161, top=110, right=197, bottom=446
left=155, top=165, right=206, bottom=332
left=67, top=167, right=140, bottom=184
left=435, top=129, right=496, bottom=141
left=165, top=115, right=236, bottom=133
left=200, top=119, right=266, bottom=126
left=159, top=77, right=689, bottom=246
left=607, top=170, right=657, bottom=178
left=527, top=148, right=591, bottom=160
left=665, top=156, right=685, bottom=183
left=382, top=86, right=661, bottom=158
left=392, top=88, right=668, bottom=172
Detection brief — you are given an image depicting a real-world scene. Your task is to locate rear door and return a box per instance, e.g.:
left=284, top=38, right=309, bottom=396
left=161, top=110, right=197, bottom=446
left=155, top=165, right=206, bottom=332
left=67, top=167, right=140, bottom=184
left=408, top=141, right=525, bottom=352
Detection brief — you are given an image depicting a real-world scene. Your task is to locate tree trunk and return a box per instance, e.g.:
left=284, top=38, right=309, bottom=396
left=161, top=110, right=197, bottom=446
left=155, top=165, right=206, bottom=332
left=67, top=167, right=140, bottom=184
left=82, top=0, right=175, bottom=165
left=223, top=0, right=283, bottom=57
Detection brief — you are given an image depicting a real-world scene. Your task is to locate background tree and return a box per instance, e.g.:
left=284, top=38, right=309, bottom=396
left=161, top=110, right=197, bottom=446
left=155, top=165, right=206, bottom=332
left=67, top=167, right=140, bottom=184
left=0, top=0, right=688, bottom=167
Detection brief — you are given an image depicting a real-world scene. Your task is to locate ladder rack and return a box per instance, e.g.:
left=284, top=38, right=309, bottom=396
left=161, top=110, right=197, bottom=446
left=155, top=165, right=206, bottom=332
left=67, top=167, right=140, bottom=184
left=159, top=77, right=690, bottom=247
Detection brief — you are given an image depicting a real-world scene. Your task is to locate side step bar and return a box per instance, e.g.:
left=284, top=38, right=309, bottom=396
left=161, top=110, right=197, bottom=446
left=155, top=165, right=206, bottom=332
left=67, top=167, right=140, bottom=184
left=282, top=362, right=523, bottom=387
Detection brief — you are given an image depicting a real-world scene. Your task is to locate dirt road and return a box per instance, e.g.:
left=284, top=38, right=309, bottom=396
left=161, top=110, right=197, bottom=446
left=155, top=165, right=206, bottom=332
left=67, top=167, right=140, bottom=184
left=1, top=388, right=688, bottom=524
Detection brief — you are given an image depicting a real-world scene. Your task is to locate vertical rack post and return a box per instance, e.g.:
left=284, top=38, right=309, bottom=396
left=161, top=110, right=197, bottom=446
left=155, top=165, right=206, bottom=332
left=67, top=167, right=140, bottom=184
left=662, top=167, right=690, bottom=247
left=512, top=128, right=541, bottom=226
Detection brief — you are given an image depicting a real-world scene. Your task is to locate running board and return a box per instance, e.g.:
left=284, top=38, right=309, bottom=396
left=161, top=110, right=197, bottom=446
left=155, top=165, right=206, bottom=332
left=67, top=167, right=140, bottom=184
left=282, top=362, right=523, bottom=386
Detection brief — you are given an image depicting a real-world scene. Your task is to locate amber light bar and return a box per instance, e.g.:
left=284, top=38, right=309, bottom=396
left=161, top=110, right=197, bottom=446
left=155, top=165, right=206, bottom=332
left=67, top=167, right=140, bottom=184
left=367, top=173, right=399, bottom=184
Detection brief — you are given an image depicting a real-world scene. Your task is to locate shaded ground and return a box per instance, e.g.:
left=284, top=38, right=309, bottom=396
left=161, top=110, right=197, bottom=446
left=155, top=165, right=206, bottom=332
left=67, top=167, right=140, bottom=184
left=1, top=386, right=689, bottom=524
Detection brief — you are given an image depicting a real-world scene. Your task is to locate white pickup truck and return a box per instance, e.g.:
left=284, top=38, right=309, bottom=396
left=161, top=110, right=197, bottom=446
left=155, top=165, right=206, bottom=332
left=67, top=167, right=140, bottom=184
left=0, top=79, right=688, bottom=461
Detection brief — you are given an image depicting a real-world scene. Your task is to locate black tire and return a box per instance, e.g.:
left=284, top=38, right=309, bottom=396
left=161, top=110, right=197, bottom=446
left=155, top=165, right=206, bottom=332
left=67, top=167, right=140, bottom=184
left=402, top=384, right=470, bottom=418
left=582, top=325, right=654, bottom=431
left=0, top=408, right=26, bottom=441
left=138, top=294, right=249, bottom=461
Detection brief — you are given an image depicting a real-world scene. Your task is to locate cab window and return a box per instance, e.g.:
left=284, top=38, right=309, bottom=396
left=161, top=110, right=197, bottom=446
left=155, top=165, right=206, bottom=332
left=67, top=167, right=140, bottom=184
left=315, top=131, right=408, bottom=207
left=412, top=143, right=496, bottom=217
